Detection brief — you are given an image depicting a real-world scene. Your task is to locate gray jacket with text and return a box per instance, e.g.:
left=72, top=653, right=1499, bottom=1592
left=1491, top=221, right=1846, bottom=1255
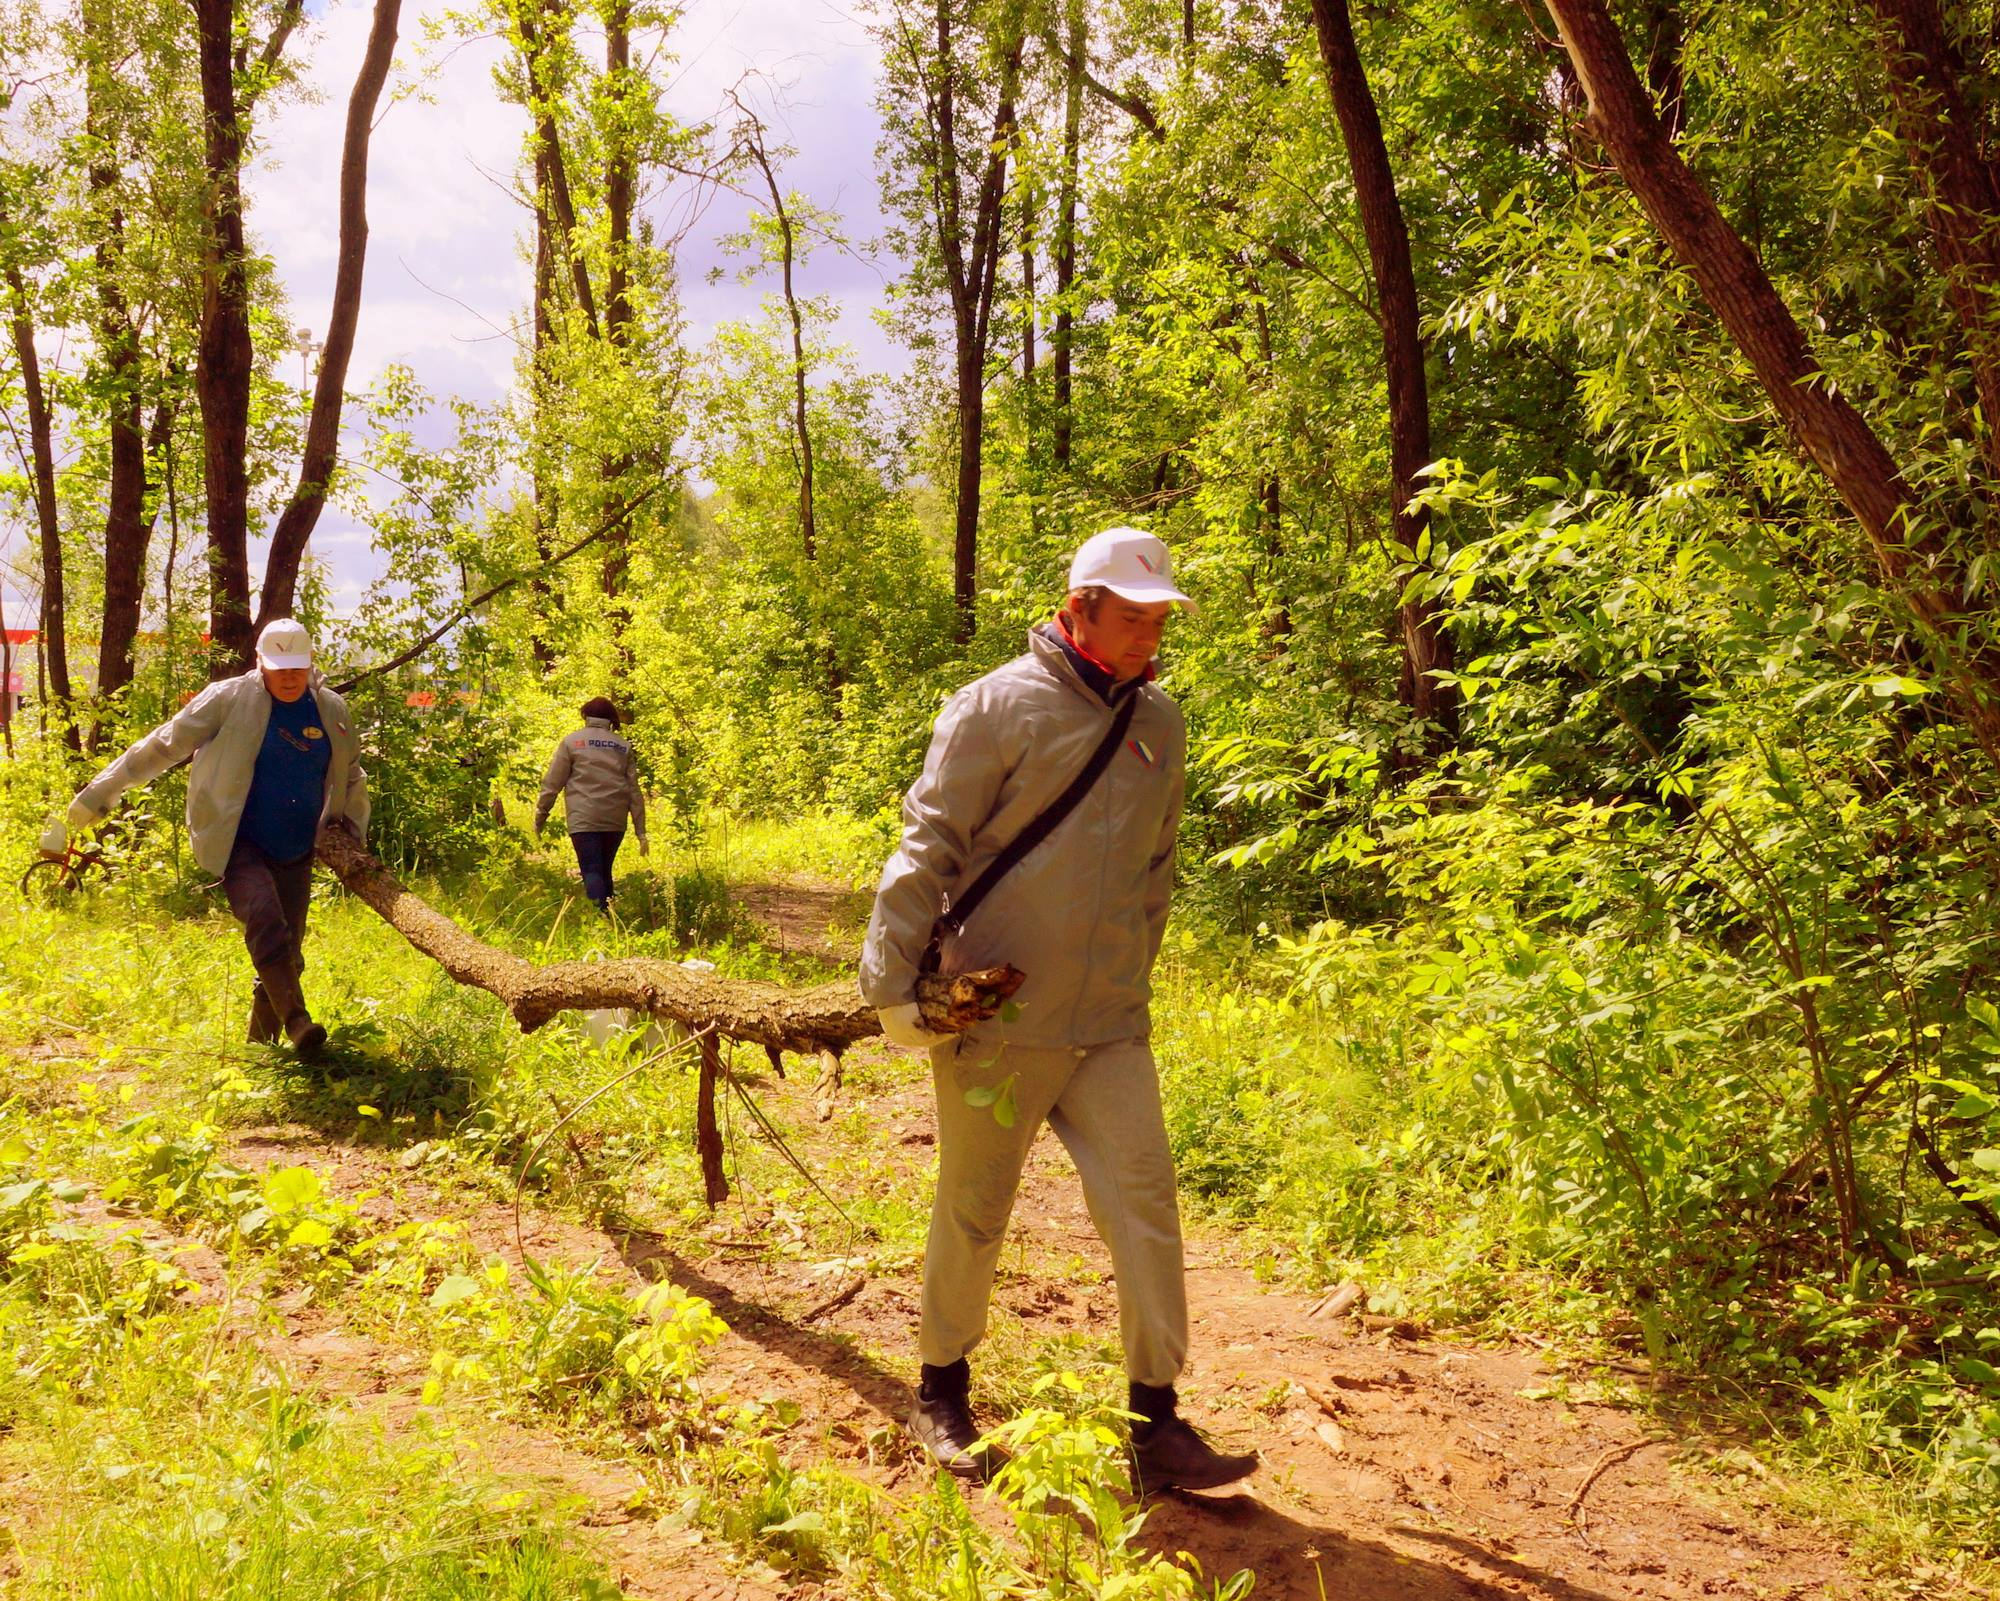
left=535, top=718, right=649, bottom=839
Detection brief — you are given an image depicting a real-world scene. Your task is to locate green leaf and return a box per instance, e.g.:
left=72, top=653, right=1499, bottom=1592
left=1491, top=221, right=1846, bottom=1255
left=998, top=999, right=1022, bottom=1024
left=759, top=1511, right=824, bottom=1537
left=993, top=1079, right=1018, bottom=1129
left=0, top=1180, right=45, bottom=1211
left=286, top=1219, right=334, bottom=1250
left=261, top=1166, right=323, bottom=1211
left=429, top=1273, right=482, bottom=1308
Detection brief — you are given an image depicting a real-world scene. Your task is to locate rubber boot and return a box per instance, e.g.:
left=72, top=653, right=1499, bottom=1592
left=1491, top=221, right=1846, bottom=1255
left=1128, top=1382, right=1258, bottom=1494
left=253, top=956, right=326, bottom=1059
left=906, top=1359, right=1008, bottom=1483
left=247, top=982, right=280, bottom=1044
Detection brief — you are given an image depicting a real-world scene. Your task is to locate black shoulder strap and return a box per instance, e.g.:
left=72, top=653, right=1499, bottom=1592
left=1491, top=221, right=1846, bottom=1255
left=935, top=691, right=1140, bottom=945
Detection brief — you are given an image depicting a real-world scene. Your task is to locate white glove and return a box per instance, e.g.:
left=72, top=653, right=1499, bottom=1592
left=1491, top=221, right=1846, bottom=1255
left=879, top=1001, right=952, bottom=1051
left=37, top=818, right=67, bottom=857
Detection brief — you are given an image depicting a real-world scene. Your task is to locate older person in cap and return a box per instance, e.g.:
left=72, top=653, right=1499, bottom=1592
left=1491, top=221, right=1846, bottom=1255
left=860, top=526, right=1258, bottom=1493
left=40, top=619, right=369, bottom=1056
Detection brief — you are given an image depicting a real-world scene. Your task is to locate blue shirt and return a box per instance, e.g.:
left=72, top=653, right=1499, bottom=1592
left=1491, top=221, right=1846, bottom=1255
left=238, top=690, right=332, bottom=863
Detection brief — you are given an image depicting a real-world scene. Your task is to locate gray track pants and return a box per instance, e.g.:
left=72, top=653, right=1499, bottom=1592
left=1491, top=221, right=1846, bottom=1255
left=919, top=1034, right=1189, bottom=1388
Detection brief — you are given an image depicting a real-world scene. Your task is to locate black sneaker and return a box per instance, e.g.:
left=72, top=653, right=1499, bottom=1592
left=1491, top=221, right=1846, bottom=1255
left=906, top=1360, right=1008, bottom=1483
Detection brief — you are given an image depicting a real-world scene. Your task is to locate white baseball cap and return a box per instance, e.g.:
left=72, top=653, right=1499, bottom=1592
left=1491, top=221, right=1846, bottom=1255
left=1067, top=526, right=1197, bottom=615
left=255, top=618, right=314, bottom=670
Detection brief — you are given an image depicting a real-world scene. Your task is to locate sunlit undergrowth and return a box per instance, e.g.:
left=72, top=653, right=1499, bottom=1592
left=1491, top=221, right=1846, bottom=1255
left=0, top=818, right=1251, bottom=1598
left=6, top=793, right=2000, bottom=1587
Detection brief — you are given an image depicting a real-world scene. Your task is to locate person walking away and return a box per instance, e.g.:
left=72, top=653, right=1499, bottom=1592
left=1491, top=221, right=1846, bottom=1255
left=534, top=697, right=648, bottom=914
left=39, top=619, right=368, bottom=1057
left=859, top=526, right=1259, bottom=1494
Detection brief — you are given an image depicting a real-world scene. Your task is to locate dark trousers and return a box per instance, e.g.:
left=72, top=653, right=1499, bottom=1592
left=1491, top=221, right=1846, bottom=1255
left=222, top=837, right=314, bottom=973
left=570, top=830, right=624, bottom=910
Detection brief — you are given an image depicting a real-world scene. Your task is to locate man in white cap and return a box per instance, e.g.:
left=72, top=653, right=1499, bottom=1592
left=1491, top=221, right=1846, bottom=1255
left=40, top=619, right=369, bottom=1056
left=860, top=526, right=1258, bottom=1493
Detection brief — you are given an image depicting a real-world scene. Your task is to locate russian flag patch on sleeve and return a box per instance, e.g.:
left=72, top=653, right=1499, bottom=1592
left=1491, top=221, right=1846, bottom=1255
left=1127, top=737, right=1156, bottom=767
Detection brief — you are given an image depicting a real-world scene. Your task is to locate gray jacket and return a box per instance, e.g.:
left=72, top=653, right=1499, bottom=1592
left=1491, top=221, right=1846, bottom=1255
left=535, top=719, right=648, bottom=838
left=76, top=670, right=370, bottom=878
left=860, top=628, right=1186, bottom=1049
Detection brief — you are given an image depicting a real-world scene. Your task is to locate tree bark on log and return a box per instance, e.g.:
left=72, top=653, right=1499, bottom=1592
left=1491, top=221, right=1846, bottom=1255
left=313, top=824, right=1022, bottom=1052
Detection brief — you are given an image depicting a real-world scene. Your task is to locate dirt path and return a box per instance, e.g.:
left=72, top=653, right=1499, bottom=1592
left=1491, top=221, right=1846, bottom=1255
left=222, top=1046, right=1865, bottom=1601
left=64, top=1150, right=783, bottom=1601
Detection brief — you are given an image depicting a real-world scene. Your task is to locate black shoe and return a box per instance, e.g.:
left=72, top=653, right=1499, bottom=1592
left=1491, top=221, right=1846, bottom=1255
left=906, top=1360, right=1008, bottom=1483
left=1128, top=1383, right=1258, bottom=1494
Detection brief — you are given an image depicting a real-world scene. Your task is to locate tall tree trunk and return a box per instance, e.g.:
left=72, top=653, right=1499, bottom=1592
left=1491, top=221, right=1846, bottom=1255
left=1250, top=289, right=1290, bottom=641
left=740, top=114, right=817, bottom=562
left=599, top=0, right=635, bottom=602
left=84, top=0, right=153, bottom=721
left=518, top=0, right=600, bottom=341
left=1867, top=0, right=2000, bottom=479
left=1641, top=0, right=1685, bottom=138
left=2, top=241, right=73, bottom=742
left=258, top=0, right=403, bottom=631
left=1308, top=0, right=1457, bottom=750
left=193, top=0, right=254, bottom=676
left=1021, top=200, right=1036, bottom=429
left=96, top=400, right=177, bottom=731
left=1543, top=0, right=2000, bottom=770
left=1052, top=0, right=1082, bottom=475
left=932, top=4, right=1023, bottom=642
left=529, top=137, right=559, bottom=669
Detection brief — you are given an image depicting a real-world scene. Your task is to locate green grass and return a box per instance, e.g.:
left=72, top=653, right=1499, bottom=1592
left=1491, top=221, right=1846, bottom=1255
left=0, top=822, right=1254, bottom=1600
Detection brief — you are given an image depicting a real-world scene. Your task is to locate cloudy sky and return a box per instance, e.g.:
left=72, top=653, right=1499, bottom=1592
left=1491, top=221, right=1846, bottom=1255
left=253, top=0, right=899, bottom=610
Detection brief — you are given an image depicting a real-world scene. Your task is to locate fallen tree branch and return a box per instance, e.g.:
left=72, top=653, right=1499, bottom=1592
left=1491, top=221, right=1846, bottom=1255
left=313, top=824, right=1024, bottom=1053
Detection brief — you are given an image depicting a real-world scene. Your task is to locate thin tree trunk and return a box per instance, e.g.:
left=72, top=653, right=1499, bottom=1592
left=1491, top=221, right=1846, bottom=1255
left=1052, top=0, right=1082, bottom=475
left=1021, top=202, right=1036, bottom=437
left=84, top=0, right=153, bottom=721
left=1308, top=0, right=1457, bottom=749
left=258, top=0, right=402, bottom=631
left=518, top=0, right=600, bottom=341
left=599, top=0, right=636, bottom=604
left=1545, top=0, right=2000, bottom=768
left=3, top=247, right=72, bottom=741
left=936, top=15, right=1022, bottom=642
left=193, top=0, right=254, bottom=677
left=1250, top=290, right=1290, bottom=641
left=1641, top=0, right=1685, bottom=138
left=740, top=114, right=817, bottom=561
left=96, top=401, right=176, bottom=732
left=529, top=138, right=559, bottom=669
left=1868, top=0, right=2000, bottom=479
